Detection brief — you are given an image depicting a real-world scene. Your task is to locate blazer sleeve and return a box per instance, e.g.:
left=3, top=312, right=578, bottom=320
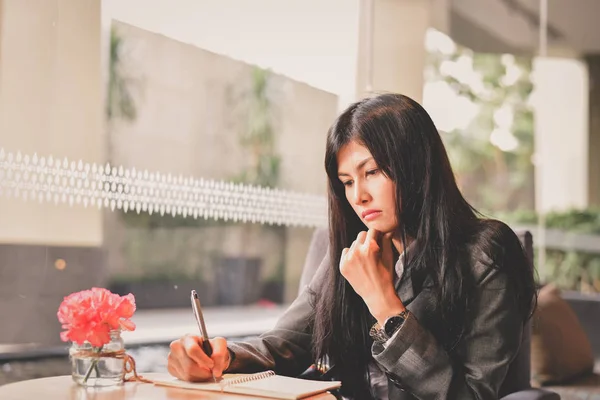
left=372, top=262, right=525, bottom=399
left=225, top=252, right=330, bottom=377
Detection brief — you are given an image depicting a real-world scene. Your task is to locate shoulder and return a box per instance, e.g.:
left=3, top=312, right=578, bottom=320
left=464, top=219, right=529, bottom=285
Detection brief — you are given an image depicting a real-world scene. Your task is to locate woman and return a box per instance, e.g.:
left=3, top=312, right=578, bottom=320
left=167, top=93, right=537, bottom=400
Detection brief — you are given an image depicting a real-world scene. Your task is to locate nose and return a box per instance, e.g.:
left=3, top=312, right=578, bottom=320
left=352, top=181, right=371, bottom=206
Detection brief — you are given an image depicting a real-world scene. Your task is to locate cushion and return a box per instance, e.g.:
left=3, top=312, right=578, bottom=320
left=530, top=284, right=595, bottom=386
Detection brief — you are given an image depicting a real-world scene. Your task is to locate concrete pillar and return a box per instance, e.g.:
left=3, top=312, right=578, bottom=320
left=0, top=0, right=104, bottom=246
left=533, top=56, right=589, bottom=212
left=0, top=0, right=104, bottom=346
left=351, top=0, right=432, bottom=108
left=0, top=1, right=3, bottom=77
left=587, top=54, right=600, bottom=207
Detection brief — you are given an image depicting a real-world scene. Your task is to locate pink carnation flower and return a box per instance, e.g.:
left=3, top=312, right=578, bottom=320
left=57, top=287, right=136, bottom=348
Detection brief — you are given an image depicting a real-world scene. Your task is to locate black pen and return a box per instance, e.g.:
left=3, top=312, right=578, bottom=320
left=191, top=290, right=217, bottom=383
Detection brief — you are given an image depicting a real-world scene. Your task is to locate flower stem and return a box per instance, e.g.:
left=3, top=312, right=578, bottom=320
left=82, top=346, right=103, bottom=384
left=83, top=359, right=98, bottom=384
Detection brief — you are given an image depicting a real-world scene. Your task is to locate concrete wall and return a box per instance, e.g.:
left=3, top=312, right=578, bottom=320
left=108, top=20, right=334, bottom=193
left=102, top=0, right=360, bottom=106
left=104, top=21, right=337, bottom=302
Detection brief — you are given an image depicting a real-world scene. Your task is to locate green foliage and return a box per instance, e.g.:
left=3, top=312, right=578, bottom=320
left=229, top=67, right=286, bottom=281
left=117, top=68, right=281, bottom=230
left=232, top=67, right=281, bottom=188
left=426, top=38, right=535, bottom=212
left=495, top=208, right=600, bottom=234
left=489, top=208, right=538, bottom=225
left=545, top=209, right=600, bottom=234
left=494, top=208, right=600, bottom=292
left=107, top=26, right=137, bottom=122
left=544, top=250, right=600, bottom=293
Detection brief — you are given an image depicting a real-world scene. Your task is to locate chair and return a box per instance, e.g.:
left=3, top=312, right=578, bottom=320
left=298, top=227, right=560, bottom=400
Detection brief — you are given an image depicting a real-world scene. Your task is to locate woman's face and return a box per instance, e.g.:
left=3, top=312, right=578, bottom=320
left=336, top=140, right=399, bottom=234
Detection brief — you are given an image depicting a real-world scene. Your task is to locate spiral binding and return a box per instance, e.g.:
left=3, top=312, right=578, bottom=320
left=221, top=370, right=276, bottom=388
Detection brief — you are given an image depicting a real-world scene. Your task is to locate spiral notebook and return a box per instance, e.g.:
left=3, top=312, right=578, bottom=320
left=152, top=370, right=341, bottom=399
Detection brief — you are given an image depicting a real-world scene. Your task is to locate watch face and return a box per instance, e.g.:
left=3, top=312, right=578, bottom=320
left=384, top=315, right=405, bottom=337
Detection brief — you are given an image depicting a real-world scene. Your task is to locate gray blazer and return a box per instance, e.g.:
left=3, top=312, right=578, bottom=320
left=227, top=228, right=531, bottom=400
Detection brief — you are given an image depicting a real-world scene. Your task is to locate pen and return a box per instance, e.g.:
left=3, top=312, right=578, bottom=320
left=191, top=290, right=217, bottom=383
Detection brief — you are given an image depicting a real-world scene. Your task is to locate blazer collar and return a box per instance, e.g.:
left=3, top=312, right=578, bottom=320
left=396, top=272, right=417, bottom=307
left=394, top=240, right=434, bottom=307
left=394, top=240, right=417, bottom=306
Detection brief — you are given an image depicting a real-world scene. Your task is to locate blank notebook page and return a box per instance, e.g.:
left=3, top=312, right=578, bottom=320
left=152, top=373, right=341, bottom=400
left=224, top=374, right=341, bottom=399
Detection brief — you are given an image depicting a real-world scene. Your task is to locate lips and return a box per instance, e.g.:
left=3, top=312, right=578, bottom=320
left=362, top=209, right=382, bottom=221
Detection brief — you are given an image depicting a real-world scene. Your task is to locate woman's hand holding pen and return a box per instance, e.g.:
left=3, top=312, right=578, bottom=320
left=167, top=336, right=230, bottom=382
left=339, top=228, right=405, bottom=326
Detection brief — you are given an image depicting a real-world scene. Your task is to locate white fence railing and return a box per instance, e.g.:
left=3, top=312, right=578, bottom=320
left=514, top=224, right=600, bottom=254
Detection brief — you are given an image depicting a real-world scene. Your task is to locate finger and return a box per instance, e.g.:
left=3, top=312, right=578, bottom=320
left=169, top=338, right=187, bottom=363
left=349, top=239, right=359, bottom=254
left=179, top=354, right=213, bottom=381
left=341, top=247, right=349, bottom=260
left=365, top=228, right=381, bottom=251
left=340, top=248, right=350, bottom=276
left=182, top=335, right=215, bottom=368
left=169, top=351, right=212, bottom=382
left=364, top=228, right=377, bottom=245
left=210, top=337, right=229, bottom=377
left=167, top=351, right=183, bottom=379
left=356, top=231, right=367, bottom=245
left=365, top=228, right=383, bottom=245
left=170, top=337, right=214, bottom=381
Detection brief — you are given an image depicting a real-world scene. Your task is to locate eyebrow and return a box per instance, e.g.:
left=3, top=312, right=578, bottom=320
left=338, top=157, right=374, bottom=177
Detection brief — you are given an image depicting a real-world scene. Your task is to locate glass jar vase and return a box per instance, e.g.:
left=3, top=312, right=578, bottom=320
left=69, top=329, right=125, bottom=387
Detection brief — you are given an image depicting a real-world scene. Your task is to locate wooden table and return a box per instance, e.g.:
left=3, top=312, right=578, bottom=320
left=0, top=374, right=335, bottom=400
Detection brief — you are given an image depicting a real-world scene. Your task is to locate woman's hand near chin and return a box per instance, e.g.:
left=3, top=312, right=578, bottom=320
left=339, top=228, right=405, bottom=325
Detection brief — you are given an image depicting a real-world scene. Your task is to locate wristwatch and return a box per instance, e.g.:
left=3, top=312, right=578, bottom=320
left=369, top=310, right=409, bottom=343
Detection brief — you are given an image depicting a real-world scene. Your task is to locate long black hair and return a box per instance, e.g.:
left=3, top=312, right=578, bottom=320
left=311, top=93, right=537, bottom=399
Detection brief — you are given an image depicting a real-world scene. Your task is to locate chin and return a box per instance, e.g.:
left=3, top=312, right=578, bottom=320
left=366, top=221, right=397, bottom=233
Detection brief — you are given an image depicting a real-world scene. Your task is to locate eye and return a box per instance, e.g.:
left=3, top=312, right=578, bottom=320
left=366, top=169, right=379, bottom=176
left=342, top=180, right=353, bottom=187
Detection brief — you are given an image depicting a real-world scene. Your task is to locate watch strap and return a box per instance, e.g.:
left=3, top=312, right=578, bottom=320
left=369, top=310, right=409, bottom=344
